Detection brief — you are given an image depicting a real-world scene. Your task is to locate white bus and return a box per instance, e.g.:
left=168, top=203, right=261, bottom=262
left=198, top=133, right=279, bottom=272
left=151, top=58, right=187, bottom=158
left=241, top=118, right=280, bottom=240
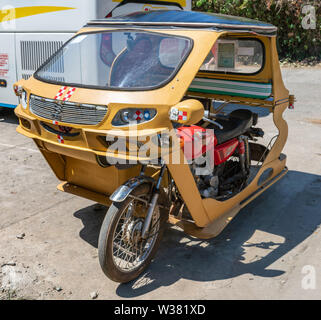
left=0, top=0, right=190, bottom=109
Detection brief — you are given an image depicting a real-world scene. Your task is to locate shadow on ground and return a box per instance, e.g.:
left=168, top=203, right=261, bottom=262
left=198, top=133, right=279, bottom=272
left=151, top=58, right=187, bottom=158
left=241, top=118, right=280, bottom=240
left=73, top=170, right=321, bottom=298
left=0, top=108, right=19, bottom=125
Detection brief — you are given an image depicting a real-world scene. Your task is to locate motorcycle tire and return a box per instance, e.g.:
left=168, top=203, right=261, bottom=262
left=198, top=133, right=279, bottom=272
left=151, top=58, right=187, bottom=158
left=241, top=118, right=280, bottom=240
left=98, top=184, right=167, bottom=283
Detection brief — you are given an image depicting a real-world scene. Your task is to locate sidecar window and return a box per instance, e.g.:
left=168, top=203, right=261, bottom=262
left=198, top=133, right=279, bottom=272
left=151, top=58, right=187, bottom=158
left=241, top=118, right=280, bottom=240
left=200, top=38, right=264, bottom=75
left=35, top=31, right=192, bottom=90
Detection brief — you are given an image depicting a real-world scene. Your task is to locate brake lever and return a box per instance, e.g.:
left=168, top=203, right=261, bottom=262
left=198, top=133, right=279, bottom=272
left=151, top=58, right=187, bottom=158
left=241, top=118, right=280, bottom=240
left=203, top=117, right=224, bottom=130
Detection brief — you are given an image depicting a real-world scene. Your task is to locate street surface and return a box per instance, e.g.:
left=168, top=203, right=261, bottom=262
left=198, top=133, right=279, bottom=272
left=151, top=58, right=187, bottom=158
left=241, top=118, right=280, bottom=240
left=0, top=67, right=320, bottom=300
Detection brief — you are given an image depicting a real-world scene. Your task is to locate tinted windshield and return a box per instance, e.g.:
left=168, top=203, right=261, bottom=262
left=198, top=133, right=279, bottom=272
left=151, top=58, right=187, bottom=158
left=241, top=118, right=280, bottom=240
left=35, top=31, right=192, bottom=90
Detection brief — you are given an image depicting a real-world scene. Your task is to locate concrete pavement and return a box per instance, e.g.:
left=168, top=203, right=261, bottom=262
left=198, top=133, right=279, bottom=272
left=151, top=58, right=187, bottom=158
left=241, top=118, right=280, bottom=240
left=0, top=67, right=320, bottom=300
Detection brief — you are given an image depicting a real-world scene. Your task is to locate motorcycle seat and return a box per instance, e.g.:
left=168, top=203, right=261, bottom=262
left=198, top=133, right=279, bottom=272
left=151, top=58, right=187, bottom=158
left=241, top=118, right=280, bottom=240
left=214, top=109, right=254, bottom=145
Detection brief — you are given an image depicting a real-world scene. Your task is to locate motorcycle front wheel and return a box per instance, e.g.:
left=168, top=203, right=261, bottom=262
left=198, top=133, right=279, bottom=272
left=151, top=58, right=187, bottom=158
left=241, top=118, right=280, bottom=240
left=98, top=184, right=166, bottom=283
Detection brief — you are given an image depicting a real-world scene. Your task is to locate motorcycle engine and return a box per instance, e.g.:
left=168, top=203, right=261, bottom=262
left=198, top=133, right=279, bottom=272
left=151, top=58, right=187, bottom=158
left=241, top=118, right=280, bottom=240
left=190, top=160, right=219, bottom=199
left=199, top=174, right=219, bottom=198
left=191, top=157, right=243, bottom=200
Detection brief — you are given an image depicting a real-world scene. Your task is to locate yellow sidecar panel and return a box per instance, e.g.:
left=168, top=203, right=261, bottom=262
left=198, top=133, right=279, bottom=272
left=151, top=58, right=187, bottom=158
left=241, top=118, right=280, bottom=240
left=14, top=10, right=291, bottom=238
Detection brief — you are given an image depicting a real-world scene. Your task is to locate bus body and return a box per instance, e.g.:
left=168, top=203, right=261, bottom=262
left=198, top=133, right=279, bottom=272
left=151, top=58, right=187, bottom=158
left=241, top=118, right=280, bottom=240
left=0, top=0, right=189, bottom=108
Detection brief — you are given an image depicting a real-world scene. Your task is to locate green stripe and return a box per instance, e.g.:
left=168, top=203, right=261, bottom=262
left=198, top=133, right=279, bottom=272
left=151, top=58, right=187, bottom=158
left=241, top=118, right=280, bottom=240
left=191, top=81, right=272, bottom=93
left=188, top=88, right=271, bottom=99
left=194, top=77, right=272, bottom=86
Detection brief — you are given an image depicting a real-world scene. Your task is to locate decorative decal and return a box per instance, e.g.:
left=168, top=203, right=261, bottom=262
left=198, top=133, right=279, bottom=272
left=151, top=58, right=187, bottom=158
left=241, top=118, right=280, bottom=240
left=54, top=86, right=76, bottom=102
left=143, top=110, right=151, bottom=120
left=178, top=110, right=188, bottom=121
left=54, top=86, right=67, bottom=100
left=0, top=6, right=75, bottom=22
left=63, top=87, right=76, bottom=102
left=0, top=54, right=9, bottom=78
left=134, top=110, right=143, bottom=121
left=57, top=135, right=64, bottom=144
left=169, top=107, right=188, bottom=122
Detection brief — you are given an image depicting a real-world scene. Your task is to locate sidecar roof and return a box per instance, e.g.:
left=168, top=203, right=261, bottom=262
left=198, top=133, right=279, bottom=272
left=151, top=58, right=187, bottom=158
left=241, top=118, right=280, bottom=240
left=87, top=10, right=277, bottom=36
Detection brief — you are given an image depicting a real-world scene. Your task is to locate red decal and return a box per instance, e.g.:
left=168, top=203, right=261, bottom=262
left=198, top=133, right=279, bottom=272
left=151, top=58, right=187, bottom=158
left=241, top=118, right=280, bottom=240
left=57, top=135, right=64, bottom=144
left=0, top=54, right=9, bottom=78
left=63, top=87, right=76, bottom=101
left=54, top=86, right=67, bottom=100
left=134, top=110, right=143, bottom=121
left=178, top=110, right=188, bottom=121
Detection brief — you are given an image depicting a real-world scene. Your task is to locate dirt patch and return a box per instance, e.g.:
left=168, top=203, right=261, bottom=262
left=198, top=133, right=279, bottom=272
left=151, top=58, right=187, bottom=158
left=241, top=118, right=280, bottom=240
left=281, top=64, right=321, bottom=69
left=304, top=119, right=321, bottom=126
left=0, top=288, right=24, bottom=300
left=280, top=58, right=321, bottom=69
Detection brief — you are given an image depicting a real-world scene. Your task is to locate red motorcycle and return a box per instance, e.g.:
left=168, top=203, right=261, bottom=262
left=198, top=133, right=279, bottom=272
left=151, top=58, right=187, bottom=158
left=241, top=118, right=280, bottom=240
left=176, top=109, right=264, bottom=200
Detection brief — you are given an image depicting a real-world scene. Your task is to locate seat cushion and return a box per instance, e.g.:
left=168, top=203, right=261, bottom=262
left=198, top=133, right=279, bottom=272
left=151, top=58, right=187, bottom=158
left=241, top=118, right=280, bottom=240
left=214, top=109, right=254, bottom=144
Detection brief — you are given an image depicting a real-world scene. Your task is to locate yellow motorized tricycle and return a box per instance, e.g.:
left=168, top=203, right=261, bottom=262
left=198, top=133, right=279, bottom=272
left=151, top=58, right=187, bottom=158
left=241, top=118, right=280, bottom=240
left=14, top=10, right=294, bottom=283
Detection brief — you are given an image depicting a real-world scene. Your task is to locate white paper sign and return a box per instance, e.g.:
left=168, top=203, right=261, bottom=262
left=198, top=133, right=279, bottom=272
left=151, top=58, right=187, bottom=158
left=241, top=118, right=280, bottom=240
left=238, top=47, right=255, bottom=56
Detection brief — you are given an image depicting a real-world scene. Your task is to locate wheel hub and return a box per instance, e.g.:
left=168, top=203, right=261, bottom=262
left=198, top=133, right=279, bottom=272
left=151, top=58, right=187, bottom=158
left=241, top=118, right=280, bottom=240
left=124, top=219, right=143, bottom=245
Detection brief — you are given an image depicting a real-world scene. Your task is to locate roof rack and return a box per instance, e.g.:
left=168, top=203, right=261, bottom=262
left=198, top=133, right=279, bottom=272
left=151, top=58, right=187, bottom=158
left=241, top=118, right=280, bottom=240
left=86, top=10, right=277, bottom=36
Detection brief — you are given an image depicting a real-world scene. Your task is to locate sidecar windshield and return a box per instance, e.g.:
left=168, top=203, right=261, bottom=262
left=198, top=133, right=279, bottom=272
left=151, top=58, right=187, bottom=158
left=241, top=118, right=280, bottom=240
left=35, top=31, right=192, bottom=90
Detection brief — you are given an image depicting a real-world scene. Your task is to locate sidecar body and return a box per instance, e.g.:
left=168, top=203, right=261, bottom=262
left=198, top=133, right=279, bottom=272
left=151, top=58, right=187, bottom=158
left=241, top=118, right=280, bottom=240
left=14, top=10, right=291, bottom=238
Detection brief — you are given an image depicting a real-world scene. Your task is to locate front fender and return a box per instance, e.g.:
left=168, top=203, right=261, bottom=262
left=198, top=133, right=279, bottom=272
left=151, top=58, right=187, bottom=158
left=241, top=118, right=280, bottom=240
left=110, top=175, right=155, bottom=203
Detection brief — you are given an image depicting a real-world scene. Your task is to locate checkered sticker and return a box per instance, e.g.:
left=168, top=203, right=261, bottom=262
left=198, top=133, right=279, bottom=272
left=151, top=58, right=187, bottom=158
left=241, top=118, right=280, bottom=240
left=54, top=86, right=76, bottom=101
left=134, top=110, right=143, bottom=121
left=169, top=108, right=188, bottom=122
left=63, top=87, right=76, bottom=102
left=54, top=86, right=67, bottom=100
left=57, top=135, right=64, bottom=144
left=178, top=111, right=188, bottom=121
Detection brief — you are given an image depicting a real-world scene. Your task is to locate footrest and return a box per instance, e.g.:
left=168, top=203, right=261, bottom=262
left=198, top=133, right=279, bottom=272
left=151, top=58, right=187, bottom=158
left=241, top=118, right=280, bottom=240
left=57, top=182, right=112, bottom=207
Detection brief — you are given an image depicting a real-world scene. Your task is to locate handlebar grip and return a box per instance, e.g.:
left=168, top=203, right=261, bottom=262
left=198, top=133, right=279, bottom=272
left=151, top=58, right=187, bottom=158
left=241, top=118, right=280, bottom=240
left=203, top=117, right=224, bottom=130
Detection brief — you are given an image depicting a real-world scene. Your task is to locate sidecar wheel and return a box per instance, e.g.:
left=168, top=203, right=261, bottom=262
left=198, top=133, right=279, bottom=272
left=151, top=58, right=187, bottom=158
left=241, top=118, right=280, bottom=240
left=98, top=184, right=166, bottom=283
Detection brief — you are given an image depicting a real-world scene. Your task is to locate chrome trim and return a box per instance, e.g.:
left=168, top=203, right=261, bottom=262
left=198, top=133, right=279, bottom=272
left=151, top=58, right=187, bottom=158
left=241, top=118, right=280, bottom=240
left=87, top=20, right=277, bottom=33
left=110, top=176, right=155, bottom=202
left=29, top=94, right=108, bottom=126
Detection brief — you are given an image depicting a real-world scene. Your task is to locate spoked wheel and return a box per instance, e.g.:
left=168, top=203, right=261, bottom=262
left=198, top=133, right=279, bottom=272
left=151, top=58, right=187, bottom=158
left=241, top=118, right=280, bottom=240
left=98, top=184, right=166, bottom=283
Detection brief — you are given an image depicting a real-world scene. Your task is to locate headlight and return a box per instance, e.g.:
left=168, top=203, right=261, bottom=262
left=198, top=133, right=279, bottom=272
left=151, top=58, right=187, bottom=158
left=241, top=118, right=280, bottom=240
left=20, top=90, right=28, bottom=109
left=112, top=108, right=157, bottom=126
